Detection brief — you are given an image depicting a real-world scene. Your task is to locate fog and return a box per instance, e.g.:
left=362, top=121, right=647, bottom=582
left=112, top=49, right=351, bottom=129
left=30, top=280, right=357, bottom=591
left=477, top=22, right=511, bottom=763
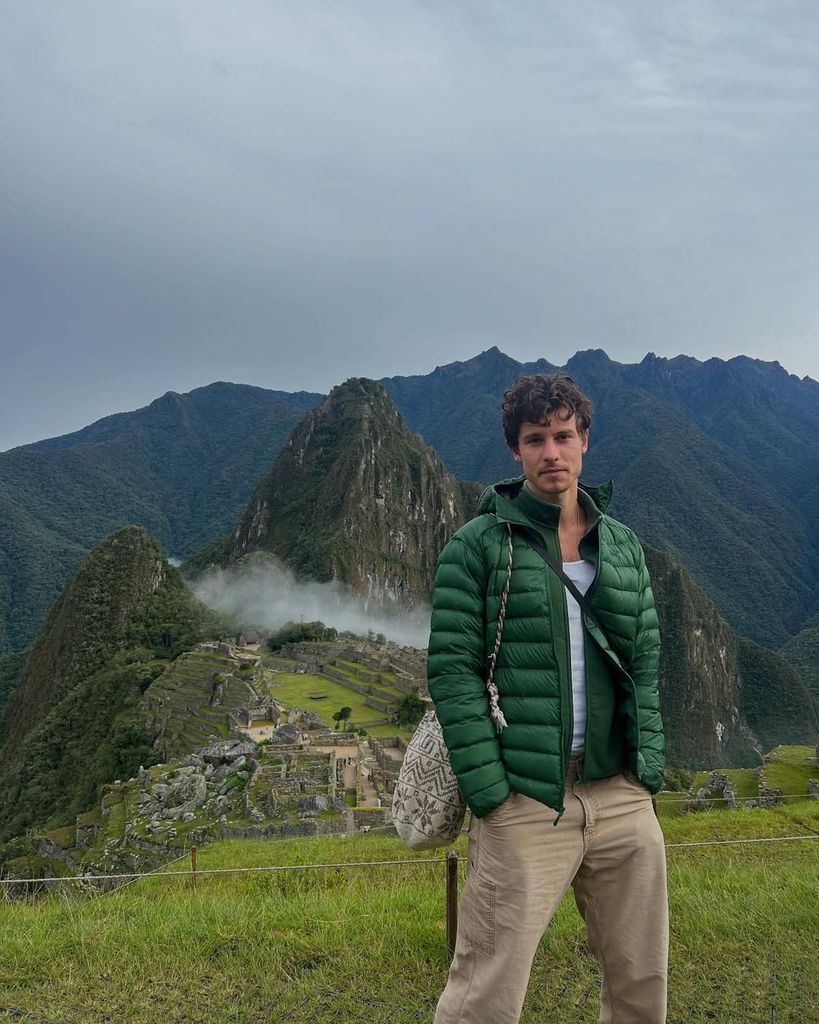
left=191, top=555, right=430, bottom=649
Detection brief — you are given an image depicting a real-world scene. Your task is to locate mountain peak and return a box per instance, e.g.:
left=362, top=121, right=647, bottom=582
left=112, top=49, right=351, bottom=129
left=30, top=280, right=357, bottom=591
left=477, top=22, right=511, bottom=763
left=227, top=381, right=479, bottom=603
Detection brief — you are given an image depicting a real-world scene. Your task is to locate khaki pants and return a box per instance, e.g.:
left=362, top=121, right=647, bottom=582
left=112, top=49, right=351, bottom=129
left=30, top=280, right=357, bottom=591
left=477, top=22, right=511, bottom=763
left=434, top=761, right=668, bottom=1024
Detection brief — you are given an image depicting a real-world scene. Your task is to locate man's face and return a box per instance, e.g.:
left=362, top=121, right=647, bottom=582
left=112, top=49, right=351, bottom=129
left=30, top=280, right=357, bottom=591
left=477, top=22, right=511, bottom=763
left=510, top=409, right=589, bottom=504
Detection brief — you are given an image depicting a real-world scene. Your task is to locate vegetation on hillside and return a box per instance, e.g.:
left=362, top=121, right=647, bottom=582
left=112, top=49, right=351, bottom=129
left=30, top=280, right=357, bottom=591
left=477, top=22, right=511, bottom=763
left=226, top=378, right=480, bottom=603
left=392, top=688, right=427, bottom=729
left=0, top=529, right=228, bottom=841
left=780, top=613, right=819, bottom=700
left=0, top=384, right=322, bottom=652
left=738, top=638, right=819, bottom=751
left=0, top=649, right=27, bottom=722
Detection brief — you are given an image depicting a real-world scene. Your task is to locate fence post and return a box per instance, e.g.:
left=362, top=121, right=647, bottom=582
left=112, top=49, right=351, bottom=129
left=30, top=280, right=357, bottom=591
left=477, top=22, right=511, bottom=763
left=191, top=844, right=197, bottom=890
left=446, top=850, right=459, bottom=957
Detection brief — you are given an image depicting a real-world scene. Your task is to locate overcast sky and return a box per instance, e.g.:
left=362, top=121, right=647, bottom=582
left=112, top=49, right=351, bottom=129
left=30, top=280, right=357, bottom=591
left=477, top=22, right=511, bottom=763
left=2, top=1, right=819, bottom=451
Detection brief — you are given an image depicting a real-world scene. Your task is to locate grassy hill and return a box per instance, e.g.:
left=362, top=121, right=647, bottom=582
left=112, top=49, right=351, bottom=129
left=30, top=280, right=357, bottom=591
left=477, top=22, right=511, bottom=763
left=1, top=804, right=818, bottom=1023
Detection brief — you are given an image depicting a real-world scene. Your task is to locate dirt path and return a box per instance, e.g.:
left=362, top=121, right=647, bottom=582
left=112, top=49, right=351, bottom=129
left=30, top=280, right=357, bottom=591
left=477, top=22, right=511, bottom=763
left=358, top=741, right=381, bottom=807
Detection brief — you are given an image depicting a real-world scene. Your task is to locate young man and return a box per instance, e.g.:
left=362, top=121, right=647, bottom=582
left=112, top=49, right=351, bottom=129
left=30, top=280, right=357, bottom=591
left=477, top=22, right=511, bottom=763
left=428, top=374, right=667, bottom=1024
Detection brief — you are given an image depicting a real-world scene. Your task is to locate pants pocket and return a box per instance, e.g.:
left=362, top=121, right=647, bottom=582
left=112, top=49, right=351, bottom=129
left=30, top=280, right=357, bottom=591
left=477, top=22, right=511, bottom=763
left=623, top=769, right=647, bottom=791
left=459, top=870, right=496, bottom=956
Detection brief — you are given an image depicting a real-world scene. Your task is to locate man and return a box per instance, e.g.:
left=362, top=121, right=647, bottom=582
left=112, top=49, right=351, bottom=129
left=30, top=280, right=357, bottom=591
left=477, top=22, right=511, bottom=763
left=428, top=373, right=667, bottom=1024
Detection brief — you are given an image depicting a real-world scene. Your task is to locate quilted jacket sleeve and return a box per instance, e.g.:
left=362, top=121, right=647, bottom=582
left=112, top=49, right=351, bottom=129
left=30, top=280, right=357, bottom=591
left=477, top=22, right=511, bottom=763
left=631, top=541, right=665, bottom=792
left=426, top=531, right=511, bottom=818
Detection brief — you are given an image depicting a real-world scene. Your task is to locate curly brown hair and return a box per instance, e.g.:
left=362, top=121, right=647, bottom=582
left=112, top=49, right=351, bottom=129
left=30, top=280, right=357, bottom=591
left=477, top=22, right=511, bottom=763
left=502, top=374, right=592, bottom=449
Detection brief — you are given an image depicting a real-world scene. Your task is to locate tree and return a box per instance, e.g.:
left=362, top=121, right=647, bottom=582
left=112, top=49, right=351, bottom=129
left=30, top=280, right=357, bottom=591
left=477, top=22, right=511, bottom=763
left=334, top=706, right=353, bottom=732
left=392, top=689, right=426, bottom=730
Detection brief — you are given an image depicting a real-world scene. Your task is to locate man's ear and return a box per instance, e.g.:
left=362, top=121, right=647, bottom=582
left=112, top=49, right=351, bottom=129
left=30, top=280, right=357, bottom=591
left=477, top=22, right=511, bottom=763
left=509, top=445, right=521, bottom=463
left=580, top=430, right=589, bottom=454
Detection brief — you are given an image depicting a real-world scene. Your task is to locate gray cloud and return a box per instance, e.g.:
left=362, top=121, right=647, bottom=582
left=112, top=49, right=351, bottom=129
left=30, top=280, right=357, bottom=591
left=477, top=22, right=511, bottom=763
left=2, top=1, right=819, bottom=450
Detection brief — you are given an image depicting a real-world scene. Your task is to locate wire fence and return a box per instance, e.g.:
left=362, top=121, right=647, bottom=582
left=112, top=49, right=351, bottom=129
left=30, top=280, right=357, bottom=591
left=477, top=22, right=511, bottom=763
left=2, top=829, right=818, bottom=891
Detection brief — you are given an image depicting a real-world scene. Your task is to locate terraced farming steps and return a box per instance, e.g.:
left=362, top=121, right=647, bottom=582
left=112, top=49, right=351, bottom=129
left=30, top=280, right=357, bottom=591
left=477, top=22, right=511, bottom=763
left=143, top=649, right=260, bottom=761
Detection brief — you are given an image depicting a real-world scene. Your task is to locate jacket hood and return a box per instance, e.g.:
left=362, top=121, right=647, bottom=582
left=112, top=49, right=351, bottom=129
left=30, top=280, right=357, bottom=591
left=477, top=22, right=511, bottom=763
left=477, top=475, right=613, bottom=530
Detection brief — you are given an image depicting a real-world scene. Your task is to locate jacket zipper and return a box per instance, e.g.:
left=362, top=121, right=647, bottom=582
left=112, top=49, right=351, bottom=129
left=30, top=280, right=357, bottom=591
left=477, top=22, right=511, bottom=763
left=578, top=531, right=600, bottom=782
left=553, top=525, right=573, bottom=826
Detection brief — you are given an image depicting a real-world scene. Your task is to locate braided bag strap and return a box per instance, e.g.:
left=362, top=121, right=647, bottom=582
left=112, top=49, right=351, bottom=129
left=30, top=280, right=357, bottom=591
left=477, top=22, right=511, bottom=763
left=485, top=523, right=513, bottom=733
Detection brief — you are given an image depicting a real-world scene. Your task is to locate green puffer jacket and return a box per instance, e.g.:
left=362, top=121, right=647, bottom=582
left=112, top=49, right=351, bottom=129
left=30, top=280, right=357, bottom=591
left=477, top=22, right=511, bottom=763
left=427, top=476, right=664, bottom=820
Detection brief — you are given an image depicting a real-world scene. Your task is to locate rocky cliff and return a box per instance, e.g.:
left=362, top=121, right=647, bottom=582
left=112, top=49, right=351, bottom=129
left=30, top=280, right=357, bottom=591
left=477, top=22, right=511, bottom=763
left=647, top=548, right=819, bottom=767
left=227, top=378, right=482, bottom=606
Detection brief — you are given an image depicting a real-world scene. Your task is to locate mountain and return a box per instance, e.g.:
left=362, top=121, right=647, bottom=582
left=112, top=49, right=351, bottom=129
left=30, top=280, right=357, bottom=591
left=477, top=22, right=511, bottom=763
left=382, top=348, right=819, bottom=647
left=380, top=346, right=558, bottom=483
left=203, top=379, right=817, bottom=767
left=4, top=347, right=819, bottom=655
left=0, top=383, right=322, bottom=653
left=647, top=548, right=818, bottom=767
left=0, top=527, right=221, bottom=841
left=223, top=378, right=482, bottom=605
left=780, top=614, right=819, bottom=702
left=0, top=423, right=814, bottom=846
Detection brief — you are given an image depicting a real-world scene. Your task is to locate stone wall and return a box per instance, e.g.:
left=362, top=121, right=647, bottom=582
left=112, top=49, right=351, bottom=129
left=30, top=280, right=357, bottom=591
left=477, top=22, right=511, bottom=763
left=695, top=771, right=737, bottom=809
left=369, top=736, right=404, bottom=780
left=364, top=695, right=397, bottom=715
left=351, top=807, right=392, bottom=829
left=218, top=815, right=353, bottom=841
left=36, top=839, right=79, bottom=872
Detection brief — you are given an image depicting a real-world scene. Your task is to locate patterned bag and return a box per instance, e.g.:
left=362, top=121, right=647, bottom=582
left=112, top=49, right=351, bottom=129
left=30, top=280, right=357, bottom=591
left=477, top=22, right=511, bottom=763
left=391, top=526, right=514, bottom=850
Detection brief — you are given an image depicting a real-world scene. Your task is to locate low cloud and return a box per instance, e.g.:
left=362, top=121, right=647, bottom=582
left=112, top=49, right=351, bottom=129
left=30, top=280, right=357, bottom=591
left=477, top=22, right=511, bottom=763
left=191, top=555, right=431, bottom=649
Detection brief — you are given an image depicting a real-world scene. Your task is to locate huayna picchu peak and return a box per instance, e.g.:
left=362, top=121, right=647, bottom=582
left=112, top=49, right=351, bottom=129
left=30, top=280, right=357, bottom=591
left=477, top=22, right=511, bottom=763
left=225, top=378, right=481, bottom=605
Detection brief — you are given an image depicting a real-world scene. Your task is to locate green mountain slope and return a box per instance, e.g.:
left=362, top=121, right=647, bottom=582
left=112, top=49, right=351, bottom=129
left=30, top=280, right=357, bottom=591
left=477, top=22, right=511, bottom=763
left=0, top=384, right=322, bottom=653
left=0, top=527, right=222, bottom=840
left=738, top=639, right=819, bottom=753
left=780, top=614, right=819, bottom=700
left=0, top=650, right=27, bottom=720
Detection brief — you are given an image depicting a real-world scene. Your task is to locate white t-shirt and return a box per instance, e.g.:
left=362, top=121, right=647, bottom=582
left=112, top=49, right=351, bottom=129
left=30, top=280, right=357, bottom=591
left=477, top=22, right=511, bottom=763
left=562, top=559, right=596, bottom=754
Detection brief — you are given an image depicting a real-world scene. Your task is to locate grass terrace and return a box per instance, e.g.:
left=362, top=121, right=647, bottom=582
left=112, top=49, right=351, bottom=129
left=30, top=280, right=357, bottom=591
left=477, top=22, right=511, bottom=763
left=761, top=745, right=818, bottom=801
left=261, top=671, right=412, bottom=740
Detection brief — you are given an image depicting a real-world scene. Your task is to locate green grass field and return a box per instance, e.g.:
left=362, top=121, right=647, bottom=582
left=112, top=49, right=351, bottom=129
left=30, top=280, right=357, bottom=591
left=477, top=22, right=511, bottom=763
left=761, top=745, right=818, bottom=801
left=2, top=802, right=818, bottom=1023
left=691, top=768, right=761, bottom=801
left=262, top=671, right=412, bottom=740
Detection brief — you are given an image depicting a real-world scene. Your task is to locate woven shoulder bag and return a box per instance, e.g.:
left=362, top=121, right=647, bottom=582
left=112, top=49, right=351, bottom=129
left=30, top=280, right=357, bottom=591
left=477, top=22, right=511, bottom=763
left=391, top=525, right=514, bottom=850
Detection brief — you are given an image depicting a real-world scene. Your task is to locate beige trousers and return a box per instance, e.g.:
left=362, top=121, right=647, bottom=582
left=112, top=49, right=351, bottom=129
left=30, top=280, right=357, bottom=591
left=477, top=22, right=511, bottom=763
left=434, top=761, right=668, bottom=1024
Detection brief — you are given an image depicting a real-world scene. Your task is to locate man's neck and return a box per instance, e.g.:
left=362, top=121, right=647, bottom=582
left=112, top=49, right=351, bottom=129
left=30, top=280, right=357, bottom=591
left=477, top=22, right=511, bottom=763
left=523, top=479, right=581, bottom=521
